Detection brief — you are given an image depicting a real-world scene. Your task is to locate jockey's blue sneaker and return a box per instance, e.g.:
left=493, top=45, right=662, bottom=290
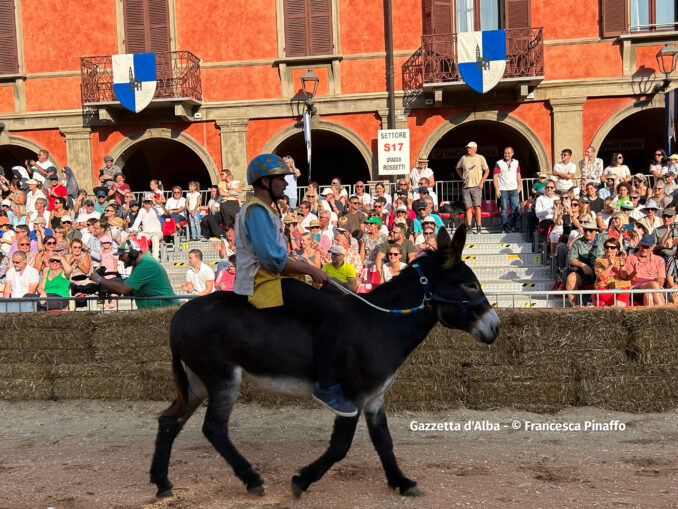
left=312, top=383, right=358, bottom=417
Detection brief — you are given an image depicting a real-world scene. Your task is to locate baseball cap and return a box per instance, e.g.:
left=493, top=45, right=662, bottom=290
left=662, top=208, right=676, bottom=217
left=308, top=219, right=321, bottom=228
left=396, top=204, right=408, bottom=212
left=669, top=154, right=678, bottom=161
left=364, top=216, right=382, bottom=225
left=465, top=141, right=478, bottom=148
left=639, top=234, right=655, bottom=247
left=393, top=218, right=407, bottom=227
left=61, top=215, right=73, bottom=222
left=130, top=200, right=139, bottom=207
left=620, top=201, right=634, bottom=210
left=84, top=199, right=94, bottom=206
left=2, top=199, right=12, bottom=206
left=329, top=245, right=346, bottom=255
left=99, top=235, right=112, bottom=244
left=33, top=217, right=47, bottom=224
left=537, top=172, right=547, bottom=178
left=48, top=174, right=59, bottom=181
left=321, top=188, right=333, bottom=196
left=27, top=179, right=38, bottom=185
left=422, top=216, right=436, bottom=224
left=417, top=186, right=429, bottom=193
left=96, top=190, right=107, bottom=197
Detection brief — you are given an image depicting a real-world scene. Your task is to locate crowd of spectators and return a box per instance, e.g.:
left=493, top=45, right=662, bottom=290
left=2, top=144, right=678, bottom=310
left=528, top=147, right=678, bottom=307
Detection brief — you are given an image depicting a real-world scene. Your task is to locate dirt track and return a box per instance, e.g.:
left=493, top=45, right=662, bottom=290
left=1, top=401, right=677, bottom=509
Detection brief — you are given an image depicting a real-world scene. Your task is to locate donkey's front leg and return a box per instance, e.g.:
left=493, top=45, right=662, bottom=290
left=365, top=407, right=420, bottom=496
left=291, top=414, right=359, bottom=498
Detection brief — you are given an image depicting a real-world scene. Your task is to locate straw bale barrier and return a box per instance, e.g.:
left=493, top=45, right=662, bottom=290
left=0, top=307, right=676, bottom=413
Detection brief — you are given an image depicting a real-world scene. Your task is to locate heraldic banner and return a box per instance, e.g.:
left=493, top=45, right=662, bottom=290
left=112, top=53, right=157, bottom=113
left=457, top=30, right=506, bottom=94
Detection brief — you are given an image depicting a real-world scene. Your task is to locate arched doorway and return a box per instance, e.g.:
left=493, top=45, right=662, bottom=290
left=263, top=122, right=372, bottom=185
left=118, top=138, right=212, bottom=191
left=0, top=145, right=36, bottom=175
left=426, top=120, right=540, bottom=181
left=596, top=108, right=666, bottom=172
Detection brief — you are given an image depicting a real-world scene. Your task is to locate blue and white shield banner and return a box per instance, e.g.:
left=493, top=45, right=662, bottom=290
left=112, top=53, right=157, bottom=113
left=457, top=30, right=506, bottom=94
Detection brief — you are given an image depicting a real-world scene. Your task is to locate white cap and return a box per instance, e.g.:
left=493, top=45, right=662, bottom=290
left=321, top=188, right=333, bottom=196
left=1, top=199, right=11, bottom=207
left=422, top=216, right=436, bottom=224
left=396, top=204, right=408, bottom=212
left=330, top=245, right=346, bottom=254
left=27, top=179, right=38, bottom=185
left=465, top=141, right=478, bottom=148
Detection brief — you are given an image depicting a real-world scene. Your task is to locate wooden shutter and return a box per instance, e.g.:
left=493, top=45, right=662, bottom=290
left=431, top=0, right=454, bottom=35
left=308, top=0, right=332, bottom=55
left=147, top=0, right=170, bottom=53
left=601, top=0, right=627, bottom=37
left=423, top=0, right=433, bottom=35
left=284, top=0, right=332, bottom=57
left=505, top=0, right=531, bottom=29
left=0, top=0, right=18, bottom=75
left=124, top=0, right=170, bottom=53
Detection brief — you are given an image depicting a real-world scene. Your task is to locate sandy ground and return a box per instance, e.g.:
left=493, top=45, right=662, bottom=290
left=1, top=401, right=677, bottom=509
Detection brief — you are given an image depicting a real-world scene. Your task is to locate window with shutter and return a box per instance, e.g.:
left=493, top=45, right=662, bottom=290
left=284, top=0, right=332, bottom=57
left=0, top=0, right=18, bottom=75
left=601, top=0, right=628, bottom=37
left=432, top=0, right=454, bottom=34
left=505, top=0, right=530, bottom=29
left=123, top=0, right=170, bottom=53
left=423, top=0, right=433, bottom=34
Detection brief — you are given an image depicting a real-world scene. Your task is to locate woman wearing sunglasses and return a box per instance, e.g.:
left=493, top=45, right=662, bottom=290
left=33, top=234, right=58, bottom=272
left=593, top=238, right=629, bottom=307
left=36, top=253, right=72, bottom=311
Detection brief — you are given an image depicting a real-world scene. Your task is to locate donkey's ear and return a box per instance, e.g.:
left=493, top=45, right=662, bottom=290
left=436, top=225, right=451, bottom=249
left=447, top=223, right=466, bottom=265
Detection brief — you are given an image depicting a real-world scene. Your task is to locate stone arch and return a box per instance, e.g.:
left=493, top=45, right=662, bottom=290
left=589, top=96, right=664, bottom=154
left=106, top=127, right=220, bottom=184
left=261, top=120, right=375, bottom=178
left=0, top=134, right=59, bottom=167
left=419, top=110, right=550, bottom=172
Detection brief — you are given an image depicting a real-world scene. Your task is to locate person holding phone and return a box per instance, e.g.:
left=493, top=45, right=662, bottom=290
left=652, top=208, right=678, bottom=260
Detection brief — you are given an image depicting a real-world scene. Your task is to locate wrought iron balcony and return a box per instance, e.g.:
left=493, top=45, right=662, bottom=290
left=80, top=51, right=202, bottom=108
left=419, top=27, right=544, bottom=85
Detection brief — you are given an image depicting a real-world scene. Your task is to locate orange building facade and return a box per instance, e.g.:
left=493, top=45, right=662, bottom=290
left=0, top=0, right=676, bottom=191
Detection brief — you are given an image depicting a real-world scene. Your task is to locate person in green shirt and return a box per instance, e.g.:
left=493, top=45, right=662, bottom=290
left=321, top=245, right=357, bottom=291
left=92, top=240, right=178, bottom=309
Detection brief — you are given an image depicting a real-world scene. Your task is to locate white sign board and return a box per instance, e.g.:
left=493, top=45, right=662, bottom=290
left=377, top=129, right=410, bottom=175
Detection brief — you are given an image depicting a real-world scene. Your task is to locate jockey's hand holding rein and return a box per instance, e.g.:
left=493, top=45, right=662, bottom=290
left=282, top=257, right=331, bottom=285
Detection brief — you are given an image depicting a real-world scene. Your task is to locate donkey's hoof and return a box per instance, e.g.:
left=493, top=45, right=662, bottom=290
left=247, top=484, right=265, bottom=497
left=291, top=476, right=307, bottom=499
left=155, top=480, right=174, bottom=499
left=401, top=485, right=422, bottom=497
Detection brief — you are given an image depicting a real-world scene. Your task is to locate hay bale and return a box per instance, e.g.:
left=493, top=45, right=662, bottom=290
left=386, top=378, right=465, bottom=412
left=52, top=377, right=144, bottom=400
left=0, top=363, right=52, bottom=380
left=0, top=379, right=53, bottom=400
left=0, top=329, right=93, bottom=350
left=0, top=349, right=94, bottom=365
left=93, top=345, right=171, bottom=363
left=462, top=364, right=576, bottom=383
left=579, top=374, right=678, bottom=412
left=51, top=362, right=144, bottom=379
left=142, top=362, right=174, bottom=400
left=92, top=308, right=173, bottom=351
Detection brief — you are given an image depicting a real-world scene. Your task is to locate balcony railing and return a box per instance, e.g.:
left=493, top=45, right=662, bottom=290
left=420, top=27, right=544, bottom=85
left=80, top=51, right=202, bottom=107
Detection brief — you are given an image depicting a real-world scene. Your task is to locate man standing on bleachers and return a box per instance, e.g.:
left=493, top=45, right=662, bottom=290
left=455, top=141, right=489, bottom=234
left=493, top=146, right=522, bottom=233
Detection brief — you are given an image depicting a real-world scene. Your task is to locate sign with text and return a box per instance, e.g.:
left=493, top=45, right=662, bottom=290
left=377, top=129, right=410, bottom=175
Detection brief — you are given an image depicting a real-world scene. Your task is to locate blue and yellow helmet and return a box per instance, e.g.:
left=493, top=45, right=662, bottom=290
left=246, top=154, right=292, bottom=186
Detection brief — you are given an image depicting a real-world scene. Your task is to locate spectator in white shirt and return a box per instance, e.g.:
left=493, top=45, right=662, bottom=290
left=353, top=180, right=371, bottom=212
left=74, top=200, right=101, bottom=229
left=603, top=152, right=632, bottom=185
left=410, top=156, right=435, bottom=190
left=25, top=179, right=46, bottom=214
left=578, top=145, right=604, bottom=186
left=27, top=198, right=50, bottom=229
left=493, top=146, right=522, bottom=233
left=535, top=180, right=559, bottom=230
left=165, top=186, right=187, bottom=223
left=130, top=196, right=163, bottom=259
left=181, top=249, right=214, bottom=295
left=3, top=251, right=40, bottom=298
left=552, top=148, right=576, bottom=193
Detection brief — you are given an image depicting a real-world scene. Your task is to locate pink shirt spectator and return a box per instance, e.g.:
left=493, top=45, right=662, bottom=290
left=215, top=268, right=235, bottom=291
left=624, top=252, right=666, bottom=286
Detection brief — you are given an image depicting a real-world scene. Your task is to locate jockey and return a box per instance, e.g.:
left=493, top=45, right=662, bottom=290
left=233, top=154, right=358, bottom=417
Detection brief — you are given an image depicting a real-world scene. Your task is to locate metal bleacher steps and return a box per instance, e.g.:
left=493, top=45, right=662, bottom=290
left=454, top=227, right=557, bottom=308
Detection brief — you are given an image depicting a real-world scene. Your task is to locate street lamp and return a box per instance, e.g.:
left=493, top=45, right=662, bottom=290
left=655, top=44, right=678, bottom=91
left=300, top=69, right=319, bottom=114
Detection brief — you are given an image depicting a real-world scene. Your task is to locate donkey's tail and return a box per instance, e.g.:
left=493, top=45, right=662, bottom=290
left=160, top=352, right=190, bottom=418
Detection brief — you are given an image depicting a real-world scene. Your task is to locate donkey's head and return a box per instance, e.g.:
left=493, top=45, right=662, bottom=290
left=421, top=224, right=499, bottom=344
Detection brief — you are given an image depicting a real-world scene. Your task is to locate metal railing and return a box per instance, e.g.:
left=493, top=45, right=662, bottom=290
left=2, top=288, right=675, bottom=313
left=80, top=51, right=202, bottom=106
left=420, top=27, right=544, bottom=84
